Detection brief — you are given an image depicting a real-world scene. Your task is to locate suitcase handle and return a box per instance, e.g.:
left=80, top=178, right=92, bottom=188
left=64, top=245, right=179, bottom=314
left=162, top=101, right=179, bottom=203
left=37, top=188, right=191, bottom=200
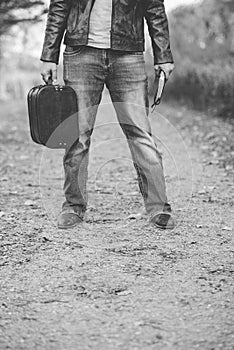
left=45, top=78, right=62, bottom=90
left=47, top=77, right=53, bottom=86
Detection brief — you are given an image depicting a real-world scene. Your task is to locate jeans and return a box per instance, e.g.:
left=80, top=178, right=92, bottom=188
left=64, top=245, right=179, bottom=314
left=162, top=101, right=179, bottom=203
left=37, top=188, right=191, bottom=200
left=62, top=45, right=171, bottom=219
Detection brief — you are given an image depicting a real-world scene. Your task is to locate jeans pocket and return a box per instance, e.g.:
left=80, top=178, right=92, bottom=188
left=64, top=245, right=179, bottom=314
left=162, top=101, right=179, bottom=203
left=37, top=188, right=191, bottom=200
left=63, top=45, right=86, bottom=57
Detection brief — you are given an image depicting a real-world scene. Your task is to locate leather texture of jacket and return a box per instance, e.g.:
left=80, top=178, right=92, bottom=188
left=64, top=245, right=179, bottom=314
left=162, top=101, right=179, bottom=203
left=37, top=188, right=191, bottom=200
left=41, top=0, right=173, bottom=65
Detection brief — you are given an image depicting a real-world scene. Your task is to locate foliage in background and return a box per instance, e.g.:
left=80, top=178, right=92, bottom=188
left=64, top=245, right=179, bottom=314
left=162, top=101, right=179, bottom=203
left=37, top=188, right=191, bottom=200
left=0, top=1, right=48, bottom=99
left=165, top=0, right=234, bottom=119
left=0, top=0, right=46, bottom=36
left=1, top=0, right=234, bottom=118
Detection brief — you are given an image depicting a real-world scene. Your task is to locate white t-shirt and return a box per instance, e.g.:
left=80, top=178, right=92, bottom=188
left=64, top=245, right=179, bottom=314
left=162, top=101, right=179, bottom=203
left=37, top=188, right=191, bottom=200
left=87, top=0, right=112, bottom=49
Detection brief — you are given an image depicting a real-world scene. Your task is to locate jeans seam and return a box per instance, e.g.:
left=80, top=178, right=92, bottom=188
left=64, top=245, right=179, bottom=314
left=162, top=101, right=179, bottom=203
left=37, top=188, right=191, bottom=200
left=127, top=137, right=148, bottom=201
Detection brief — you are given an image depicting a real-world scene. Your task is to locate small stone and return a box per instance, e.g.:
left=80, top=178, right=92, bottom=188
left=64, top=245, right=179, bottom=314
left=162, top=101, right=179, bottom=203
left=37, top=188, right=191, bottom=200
left=222, top=226, right=232, bottom=231
left=225, top=165, right=233, bottom=171
left=0, top=177, right=8, bottom=182
left=127, top=213, right=142, bottom=220
left=198, top=190, right=206, bottom=195
left=24, top=200, right=36, bottom=206
left=117, top=290, right=133, bottom=296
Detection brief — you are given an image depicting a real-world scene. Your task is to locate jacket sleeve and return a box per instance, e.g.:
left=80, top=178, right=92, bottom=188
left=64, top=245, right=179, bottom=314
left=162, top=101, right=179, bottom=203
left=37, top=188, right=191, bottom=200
left=144, top=0, right=174, bottom=65
left=40, top=0, right=72, bottom=64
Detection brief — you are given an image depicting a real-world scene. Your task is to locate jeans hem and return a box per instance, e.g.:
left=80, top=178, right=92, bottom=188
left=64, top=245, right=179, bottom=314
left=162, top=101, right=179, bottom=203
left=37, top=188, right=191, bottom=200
left=61, top=204, right=86, bottom=219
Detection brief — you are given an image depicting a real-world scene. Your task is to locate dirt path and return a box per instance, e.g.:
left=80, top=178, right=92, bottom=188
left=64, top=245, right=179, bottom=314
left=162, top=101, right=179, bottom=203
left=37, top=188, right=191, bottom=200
left=0, top=93, right=234, bottom=350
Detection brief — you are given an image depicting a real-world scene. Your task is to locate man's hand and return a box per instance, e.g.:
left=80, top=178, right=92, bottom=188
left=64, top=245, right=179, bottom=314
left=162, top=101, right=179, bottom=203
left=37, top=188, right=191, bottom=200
left=154, top=63, right=175, bottom=80
left=41, top=62, right=58, bottom=84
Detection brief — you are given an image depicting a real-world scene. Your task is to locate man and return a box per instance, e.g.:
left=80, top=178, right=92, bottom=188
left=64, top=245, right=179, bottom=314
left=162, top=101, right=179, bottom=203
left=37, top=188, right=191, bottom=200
left=41, top=0, right=175, bottom=230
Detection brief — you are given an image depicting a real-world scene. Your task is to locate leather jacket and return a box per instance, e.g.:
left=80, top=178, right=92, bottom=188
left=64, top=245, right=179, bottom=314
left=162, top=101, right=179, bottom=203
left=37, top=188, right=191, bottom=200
left=41, top=0, right=173, bottom=65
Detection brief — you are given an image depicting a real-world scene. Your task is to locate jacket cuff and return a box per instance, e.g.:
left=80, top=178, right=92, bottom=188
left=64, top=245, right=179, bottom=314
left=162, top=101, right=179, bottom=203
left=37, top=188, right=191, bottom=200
left=40, top=49, right=60, bottom=65
left=153, top=51, right=174, bottom=65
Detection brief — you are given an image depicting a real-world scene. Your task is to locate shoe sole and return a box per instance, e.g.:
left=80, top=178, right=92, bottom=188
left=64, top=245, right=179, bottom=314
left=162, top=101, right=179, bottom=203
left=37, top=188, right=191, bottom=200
left=154, top=223, right=175, bottom=230
left=58, top=221, right=81, bottom=230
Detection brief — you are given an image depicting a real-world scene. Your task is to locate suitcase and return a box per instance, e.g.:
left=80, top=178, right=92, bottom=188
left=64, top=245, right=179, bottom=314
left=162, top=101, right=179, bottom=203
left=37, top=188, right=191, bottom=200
left=27, top=83, right=79, bottom=149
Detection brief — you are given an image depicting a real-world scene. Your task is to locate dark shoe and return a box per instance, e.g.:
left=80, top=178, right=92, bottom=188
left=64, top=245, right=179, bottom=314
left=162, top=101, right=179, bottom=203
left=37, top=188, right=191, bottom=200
left=57, top=212, right=83, bottom=229
left=150, top=212, right=175, bottom=230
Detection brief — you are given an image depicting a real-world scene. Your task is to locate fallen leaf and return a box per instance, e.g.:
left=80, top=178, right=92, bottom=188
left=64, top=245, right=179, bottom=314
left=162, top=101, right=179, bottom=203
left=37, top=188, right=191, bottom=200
left=209, top=160, right=219, bottom=165
left=24, top=200, right=36, bottom=206
left=0, top=177, right=8, bottom=182
left=208, top=196, right=215, bottom=203
left=9, top=191, right=18, bottom=196
left=127, top=213, right=142, bottom=220
left=225, top=165, right=233, bottom=171
left=207, top=186, right=216, bottom=191
left=117, top=290, right=133, bottom=296
left=42, top=236, right=52, bottom=243
left=222, top=226, right=232, bottom=231
left=198, top=190, right=206, bottom=195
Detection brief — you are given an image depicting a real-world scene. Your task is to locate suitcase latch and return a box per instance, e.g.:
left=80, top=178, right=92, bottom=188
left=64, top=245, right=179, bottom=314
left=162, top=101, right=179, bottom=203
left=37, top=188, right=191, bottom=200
left=54, top=85, right=63, bottom=92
